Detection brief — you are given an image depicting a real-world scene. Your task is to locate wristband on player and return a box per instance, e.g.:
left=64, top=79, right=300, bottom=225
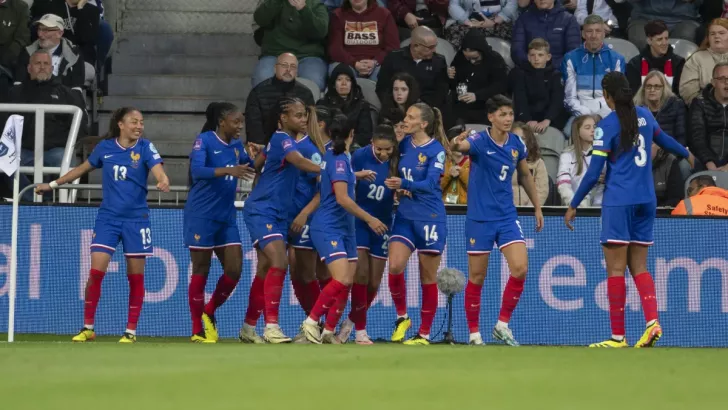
left=49, top=181, right=60, bottom=189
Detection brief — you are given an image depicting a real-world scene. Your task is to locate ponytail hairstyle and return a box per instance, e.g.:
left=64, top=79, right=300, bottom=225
left=602, top=72, right=638, bottom=154
left=372, top=124, right=399, bottom=177
left=200, top=102, right=240, bottom=135
left=105, top=107, right=141, bottom=140
left=411, top=102, right=451, bottom=158
left=265, top=96, right=305, bottom=142
left=329, top=113, right=354, bottom=155
left=306, top=105, right=330, bottom=153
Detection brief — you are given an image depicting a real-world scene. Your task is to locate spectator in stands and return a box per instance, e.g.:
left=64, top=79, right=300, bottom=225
left=688, top=62, right=728, bottom=172
left=387, top=0, right=448, bottom=39
left=328, top=0, right=399, bottom=82
left=252, top=0, right=329, bottom=91
left=376, top=26, right=449, bottom=120
left=680, top=18, right=728, bottom=105
left=511, top=122, right=549, bottom=206
left=448, top=28, right=508, bottom=125
left=562, top=15, right=625, bottom=137
left=511, top=0, right=580, bottom=70
left=378, top=103, right=407, bottom=141
left=626, top=20, right=685, bottom=96
left=672, top=175, right=728, bottom=216
left=323, top=0, right=387, bottom=12
left=14, top=14, right=89, bottom=92
left=31, top=0, right=100, bottom=66
left=557, top=114, right=604, bottom=207
left=86, top=0, right=113, bottom=70
left=445, top=0, right=519, bottom=49
left=651, top=143, right=684, bottom=207
left=379, top=71, right=420, bottom=123
left=0, top=0, right=30, bottom=73
left=512, top=38, right=567, bottom=133
left=441, top=146, right=470, bottom=204
left=245, top=53, right=316, bottom=145
left=575, top=0, right=622, bottom=38
left=633, top=71, right=686, bottom=145
left=0, top=49, right=87, bottom=201
left=317, top=64, right=374, bottom=146
left=627, top=0, right=701, bottom=51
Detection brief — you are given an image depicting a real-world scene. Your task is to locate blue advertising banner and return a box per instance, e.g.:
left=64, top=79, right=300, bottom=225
left=1, top=205, right=726, bottom=346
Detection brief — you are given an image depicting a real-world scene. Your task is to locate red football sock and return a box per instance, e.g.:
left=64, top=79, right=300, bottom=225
left=608, top=276, right=626, bottom=337
left=498, top=276, right=525, bottom=323
left=188, top=274, right=207, bottom=335
left=388, top=272, right=407, bottom=316
left=291, top=279, right=307, bottom=313
left=325, top=285, right=351, bottom=331
left=204, top=274, right=239, bottom=316
left=348, top=283, right=368, bottom=331
left=419, top=283, right=438, bottom=336
left=633, top=272, right=659, bottom=324
left=318, top=277, right=332, bottom=290
left=83, top=269, right=105, bottom=327
left=464, top=281, right=483, bottom=334
left=244, top=275, right=265, bottom=326
left=309, top=280, right=347, bottom=322
left=366, top=286, right=378, bottom=308
left=126, top=274, right=145, bottom=331
left=304, top=280, right=321, bottom=315
left=263, top=267, right=287, bottom=325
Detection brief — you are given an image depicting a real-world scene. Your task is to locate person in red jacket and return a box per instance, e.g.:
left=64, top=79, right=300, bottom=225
left=328, top=0, right=399, bottom=81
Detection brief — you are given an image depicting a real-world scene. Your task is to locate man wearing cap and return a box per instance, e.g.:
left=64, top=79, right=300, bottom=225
left=14, top=13, right=92, bottom=93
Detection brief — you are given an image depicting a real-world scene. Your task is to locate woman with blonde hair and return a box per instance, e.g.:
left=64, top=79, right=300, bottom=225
left=557, top=114, right=604, bottom=207
left=634, top=70, right=687, bottom=145
left=679, top=18, right=728, bottom=104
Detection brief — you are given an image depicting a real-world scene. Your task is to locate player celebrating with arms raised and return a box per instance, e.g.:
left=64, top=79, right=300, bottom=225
left=298, top=115, right=388, bottom=344
left=185, top=102, right=257, bottom=343
left=37, top=107, right=170, bottom=343
left=450, top=95, right=544, bottom=346
left=384, top=103, right=449, bottom=346
left=565, top=72, right=693, bottom=348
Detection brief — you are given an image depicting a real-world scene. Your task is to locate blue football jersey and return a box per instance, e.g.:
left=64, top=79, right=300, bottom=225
left=87, top=138, right=163, bottom=221
left=185, top=131, right=253, bottom=223
left=311, top=150, right=356, bottom=235
left=467, top=129, right=527, bottom=222
left=396, top=136, right=446, bottom=222
left=245, top=131, right=299, bottom=217
left=291, top=135, right=322, bottom=217
left=352, top=144, right=394, bottom=223
left=324, top=140, right=332, bottom=151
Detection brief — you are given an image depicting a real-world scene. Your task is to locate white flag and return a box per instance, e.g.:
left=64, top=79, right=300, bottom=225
left=0, top=115, right=25, bottom=176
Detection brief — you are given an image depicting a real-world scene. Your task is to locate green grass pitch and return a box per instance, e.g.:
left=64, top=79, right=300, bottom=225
left=1, top=334, right=726, bottom=410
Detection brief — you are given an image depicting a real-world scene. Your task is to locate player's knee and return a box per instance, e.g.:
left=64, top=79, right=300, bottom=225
left=224, top=269, right=241, bottom=281
left=510, top=263, right=528, bottom=279
left=469, top=270, right=486, bottom=285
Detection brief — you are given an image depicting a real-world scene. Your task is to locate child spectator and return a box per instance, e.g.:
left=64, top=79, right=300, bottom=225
left=511, top=122, right=548, bottom=206
left=557, top=114, right=604, bottom=207
left=379, top=71, right=419, bottom=125
left=441, top=127, right=471, bottom=204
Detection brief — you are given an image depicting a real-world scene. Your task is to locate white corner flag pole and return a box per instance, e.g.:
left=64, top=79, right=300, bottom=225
left=8, top=160, right=19, bottom=343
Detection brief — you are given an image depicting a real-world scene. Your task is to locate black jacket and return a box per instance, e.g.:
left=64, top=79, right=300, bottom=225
left=244, top=76, right=315, bottom=145
left=0, top=0, right=30, bottom=70
left=30, top=0, right=100, bottom=64
left=317, top=64, right=373, bottom=147
left=513, top=60, right=564, bottom=123
left=2, top=76, right=87, bottom=150
left=688, top=85, right=728, bottom=167
left=626, top=46, right=685, bottom=97
left=652, top=151, right=683, bottom=208
left=376, top=46, right=449, bottom=111
left=15, top=38, right=85, bottom=91
left=649, top=96, right=687, bottom=146
left=450, top=29, right=508, bottom=116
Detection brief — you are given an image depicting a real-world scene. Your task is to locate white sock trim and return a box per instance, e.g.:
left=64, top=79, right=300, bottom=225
left=125, top=329, right=136, bottom=336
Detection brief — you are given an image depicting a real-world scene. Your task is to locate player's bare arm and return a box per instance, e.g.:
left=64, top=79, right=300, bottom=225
left=36, top=161, right=95, bottom=194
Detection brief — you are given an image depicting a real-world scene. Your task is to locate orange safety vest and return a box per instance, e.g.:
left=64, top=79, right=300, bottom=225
left=671, top=187, right=728, bottom=216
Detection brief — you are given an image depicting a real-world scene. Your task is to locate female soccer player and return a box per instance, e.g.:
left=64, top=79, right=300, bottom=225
left=185, top=102, right=258, bottom=343
left=242, top=96, right=323, bottom=344
left=565, top=72, right=694, bottom=348
left=383, top=102, right=450, bottom=346
left=36, top=107, right=170, bottom=343
left=450, top=95, right=544, bottom=347
left=337, top=125, right=398, bottom=344
left=298, top=115, right=388, bottom=344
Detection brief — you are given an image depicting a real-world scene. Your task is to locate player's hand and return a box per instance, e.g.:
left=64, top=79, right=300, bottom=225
left=395, top=189, right=412, bottom=201
left=35, top=183, right=52, bottom=194
left=564, top=206, right=577, bottom=231
left=156, top=177, right=170, bottom=193
left=247, top=142, right=263, bottom=158
left=451, top=129, right=471, bottom=146
left=228, top=164, right=256, bottom=180
left=535, top=208, right=544, bottom=232
left=368, top=217, right=388, bottom=236
left=290, top=212, right=308, bottom=233
left=385, top=177, right=402, bottom=189
left=356, top=170, right=377, bottom=182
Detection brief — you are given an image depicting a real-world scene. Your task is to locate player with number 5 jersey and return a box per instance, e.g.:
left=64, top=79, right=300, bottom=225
left=383, top=103, right=450, bottom=346
left=565, top=72, right=694, bottom=348
left=450, top=95, right=544, bottom=347
left=36, top=107, right=170, bottom=344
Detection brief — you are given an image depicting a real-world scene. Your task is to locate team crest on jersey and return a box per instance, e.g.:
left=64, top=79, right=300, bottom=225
left=330, top=240, right=338, bottom=248
left=194, top=234, right=200, bottom=242
left=469, top=238, right=475, bottom=246
left=130, top=151, right=141, bottom=168
left=266, top=224, right=272, bottom=231
left=311, top=153, right=322, bottom=165
left=511, top=149, right=518, bottom=164
left=418, top=152, right=427, bottom=164
left=594, top=127, right=604, bottom=140
left=234, top=148, right=240, bottom=160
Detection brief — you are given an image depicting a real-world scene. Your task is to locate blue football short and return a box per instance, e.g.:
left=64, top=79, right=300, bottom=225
left=311, top=228, right=357, bottom=265
left=183, top=215, right=241, bottom=249
left=389, top=215, right=446, bottom=254
left=465, top=218, right=525, bottom=254
left=288, top=217, right=314, bottom=250
left=243, top=212, right=287, bottom=250
left=600, top=203, right=655, bottom=246
left=91, top=217, right=153, bottom=257
left=355, top=219, right=390, bottom=259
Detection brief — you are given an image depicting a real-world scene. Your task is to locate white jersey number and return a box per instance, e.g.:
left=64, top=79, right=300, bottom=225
left=634, top=134, right=647, bottom=167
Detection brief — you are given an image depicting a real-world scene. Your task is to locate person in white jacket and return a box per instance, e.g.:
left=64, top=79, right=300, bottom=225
left=557, top=114, right=604, bottom=207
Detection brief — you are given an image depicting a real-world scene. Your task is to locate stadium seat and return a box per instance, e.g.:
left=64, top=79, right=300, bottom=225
left=296, top=77, right=321, bottom=101
left=537, top=127, right=566, bottom=182
left=358, top=78, right=381, bottom=112
left=485, top=37, right=514, bottom=69
left=684, top=171, right=728, bottom=197
left=669, top=38, right=698, bottom=60
left=400, top=37, right=457, bottom=65
left=604, top=38, right=640, bottom=62
left=465, top=123, right=489, bottom=133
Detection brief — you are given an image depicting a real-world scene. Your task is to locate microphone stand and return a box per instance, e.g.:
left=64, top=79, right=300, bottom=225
left=442, top=294, right=456, bottom=345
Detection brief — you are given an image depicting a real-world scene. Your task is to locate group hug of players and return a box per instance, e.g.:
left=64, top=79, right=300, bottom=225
left=39, top=72, right=695, bottom=348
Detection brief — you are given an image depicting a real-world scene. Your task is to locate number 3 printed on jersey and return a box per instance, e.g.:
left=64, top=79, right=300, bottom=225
left=634, top=134, right=647, bottom=167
